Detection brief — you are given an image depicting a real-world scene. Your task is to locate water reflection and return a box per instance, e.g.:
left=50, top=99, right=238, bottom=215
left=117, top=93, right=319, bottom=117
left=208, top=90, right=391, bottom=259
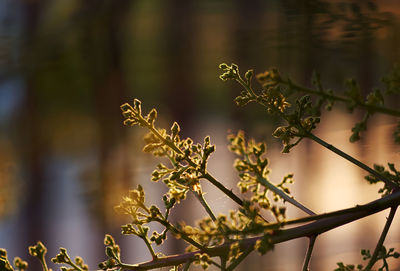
left=0, top=1, right=400, bottom=270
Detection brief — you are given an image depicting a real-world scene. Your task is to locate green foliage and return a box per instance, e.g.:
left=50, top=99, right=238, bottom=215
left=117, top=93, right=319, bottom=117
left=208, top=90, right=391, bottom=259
left=194, top=253, right=212, bottom=270
left=382, top=64, right=400, bottom=95
left=1, top=63, right=400, bottom=271
left=98, top=235, right=121, bottom=270
left=254, top=235, right=274, bottom=255
left=13, top=257, right=28, bottom=271
left=335, top=246, right=400, bottom=271
left=51, top=248, right=88, bottom=271
left=219, top=63, right=320, bottom=153
left=225, top=63, right=400, bottom=144
left=121, top=99, right=216, bottom=204
left=365, top=163, right=400, bottom=196
left=228, top=130, right=293, bottom=221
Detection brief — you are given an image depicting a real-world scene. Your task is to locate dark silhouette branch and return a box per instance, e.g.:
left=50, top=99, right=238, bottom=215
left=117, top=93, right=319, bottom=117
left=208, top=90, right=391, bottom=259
left=279, top=78, right=400, bottom=117
left=302, top=235, right=317, bottom=271
left=112, top=190, right=400, bottom=270
left=364, top=206, right=398, bottom=270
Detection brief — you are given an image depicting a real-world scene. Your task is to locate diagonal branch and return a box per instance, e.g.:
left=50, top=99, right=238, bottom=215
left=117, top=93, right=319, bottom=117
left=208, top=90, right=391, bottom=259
left=226, top=245, right=254, bottom=271
left=255, top=175, right=316, bottom=215
left=302, top=235, right=317, bottom=271
left=306, top=132, right=400, bottom=191
left=191, top=190, right=217, bottom=222
left=111, top=190, right=400, bottom=271
left=364, top=206, right=398, bottom=270
left=278, top=77, right=400, bottom=117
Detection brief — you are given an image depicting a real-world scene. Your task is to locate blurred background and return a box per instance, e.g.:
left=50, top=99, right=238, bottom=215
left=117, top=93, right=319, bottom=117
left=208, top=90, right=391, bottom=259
left=0, top=0, right=400, bottom=270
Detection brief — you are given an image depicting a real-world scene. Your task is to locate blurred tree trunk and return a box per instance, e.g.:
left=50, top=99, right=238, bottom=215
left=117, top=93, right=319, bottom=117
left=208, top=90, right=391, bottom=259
left=232, top=0, right=264, bottom=131
left=233, top=0, right=264, bottom=67
left=356, top=9, right=374, bottom=154
left=164, top=0, right=195, bottom=134
left=19, top=1, right=48, bottom=270
left=78, top=0, right=133, bottom=260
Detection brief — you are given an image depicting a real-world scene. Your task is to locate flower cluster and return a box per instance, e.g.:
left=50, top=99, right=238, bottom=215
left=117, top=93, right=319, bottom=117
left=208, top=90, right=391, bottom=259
left=51, top=247, right=88, bottom=271
left=219, top=63, right=322, bottom=153
left=272, top=95, right=320, bottom=152
left=98, top=235, right=121, bottom=270
left=114, top=185, right=171, bottom=257
left=121, top=99, right=216, bottom=204
left=228, top=130, right=294, bottom=222
left=219, top=63, right=290, bottom=114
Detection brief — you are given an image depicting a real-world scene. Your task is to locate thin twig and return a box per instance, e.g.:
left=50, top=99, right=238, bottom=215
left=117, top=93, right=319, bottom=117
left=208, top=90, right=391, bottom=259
left=153, top=218, right=205, bottom=250
left=203, top=172, right=273, bottom=227
left=237, top=74, right=257, bottom=98
left=279, top=78, right=400, bottom=117
left=140, top=235, right=157, bottom=260
left=256, top=175, right=316, bottom=215
left=242, top=147, right=315, bottom=216
left=364, top=206, right=398, bottom=270
left=209, top=259, right=222, bottom=268
left=191, top=190, right=217, bottom=221
left=307, top=132, right=399, bottom=190
left=302, top=235, right=317, bottom=271
left=203, top=172, right=244, bottom=206
left=38, top=254, right=50, bottom=271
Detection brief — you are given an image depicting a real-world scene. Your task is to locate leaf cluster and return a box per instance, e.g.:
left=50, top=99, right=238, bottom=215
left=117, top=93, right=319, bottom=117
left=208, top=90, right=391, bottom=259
left=220, top=63, right=321, bottom=153
left=335, top=246, right=400, bottom=271
left=231, top=62, right=400, bottom=145
left=365, top=163, right=400, bottom=196
left=228, top=130, right=293, bottom=221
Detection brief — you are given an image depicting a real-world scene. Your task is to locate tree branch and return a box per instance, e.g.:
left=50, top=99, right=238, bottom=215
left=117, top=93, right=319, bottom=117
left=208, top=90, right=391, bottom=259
left=302, top=235, right=317, bottom=271
left=113, top=190, right=400, bottom=271
left=306, top=132, right=399, bottom=190
left=226, top=245, right=254, bottom=271
left=364, top=206, right=398, bottom=270
left=279, top=78, right=400, bottom=117
left=255, top=175, right=316, bottom=215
